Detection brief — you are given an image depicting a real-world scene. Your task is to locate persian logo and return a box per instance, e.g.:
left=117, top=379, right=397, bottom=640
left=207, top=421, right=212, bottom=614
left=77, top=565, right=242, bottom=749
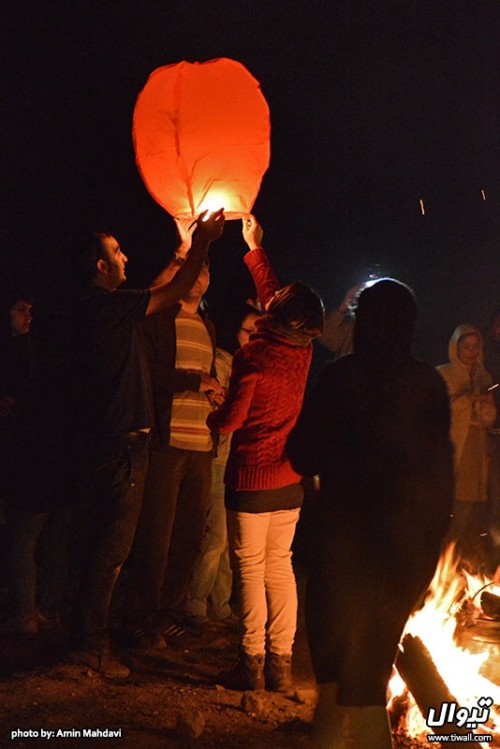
left=426, top=697, right=493, bottom=730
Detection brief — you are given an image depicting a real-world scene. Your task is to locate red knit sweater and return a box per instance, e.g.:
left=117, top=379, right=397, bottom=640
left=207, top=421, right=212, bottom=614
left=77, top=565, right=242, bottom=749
left=206, top=248, right=312, bottom=491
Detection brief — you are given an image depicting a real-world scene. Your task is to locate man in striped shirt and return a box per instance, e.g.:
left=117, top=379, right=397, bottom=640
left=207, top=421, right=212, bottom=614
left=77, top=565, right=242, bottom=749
left=124, top=221, right=225, bottom=649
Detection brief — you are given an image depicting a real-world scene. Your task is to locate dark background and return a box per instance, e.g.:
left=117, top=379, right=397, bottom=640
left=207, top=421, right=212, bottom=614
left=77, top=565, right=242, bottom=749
left=2, top=0, right=500, bottom=364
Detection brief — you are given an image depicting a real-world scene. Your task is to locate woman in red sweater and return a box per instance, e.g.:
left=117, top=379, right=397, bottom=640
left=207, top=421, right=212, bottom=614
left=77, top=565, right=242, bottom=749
left=207, top=216, right=324, bottom=692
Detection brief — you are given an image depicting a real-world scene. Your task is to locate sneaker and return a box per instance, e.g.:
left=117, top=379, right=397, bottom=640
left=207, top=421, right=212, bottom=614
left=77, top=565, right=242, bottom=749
left=265, top=652, right=292, bottom=692
left=71, top=648, right=130, bottom=678
left=0, top=615, right=39, bottom=639
left=161, top=621, right=187, bottom=638
left=219, top=612, right=240, bottom=629
left=122, top=627, right=167, bottom=651
left=217, top=652, right=265, bottom=691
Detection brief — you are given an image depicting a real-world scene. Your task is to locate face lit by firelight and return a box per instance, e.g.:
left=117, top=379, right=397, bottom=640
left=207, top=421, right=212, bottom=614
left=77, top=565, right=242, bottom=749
left=100, top=235, right=128, bottom=287
left=236, top=312, right=259, bottom=347
left=10, top=300, right=33, bottom=337
left=457, top=333, right=481, bottom=369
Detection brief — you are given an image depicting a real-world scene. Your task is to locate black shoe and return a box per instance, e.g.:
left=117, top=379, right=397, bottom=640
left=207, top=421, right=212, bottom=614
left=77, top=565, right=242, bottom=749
left=71, top=648, right=130, bottom=678
left=183, top=614, right=223, bottom=633
left=183, top=614, right=210, bottom=628
left=265, top=652, right=292, bottom=692
left=217, top=652, right=265, bottom=691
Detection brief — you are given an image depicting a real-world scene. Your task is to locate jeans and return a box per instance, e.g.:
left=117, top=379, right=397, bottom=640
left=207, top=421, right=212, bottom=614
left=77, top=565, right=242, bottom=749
left=72, top=432, right=150, bottom=650
left=126, top=445, right=212, bottom=626
left=186, top=462, right=233, bottom=619
left=228, top=508, right=300, bottom=657
left=8, top=507, right=70, bottom=619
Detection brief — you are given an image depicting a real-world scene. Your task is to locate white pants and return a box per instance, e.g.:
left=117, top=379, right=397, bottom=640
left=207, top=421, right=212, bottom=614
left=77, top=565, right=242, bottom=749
left=228, top=508, right=300, bottom=657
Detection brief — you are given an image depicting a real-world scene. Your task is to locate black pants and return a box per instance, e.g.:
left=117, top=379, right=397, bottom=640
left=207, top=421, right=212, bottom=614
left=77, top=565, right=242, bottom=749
left=72, top=431, right=150, bottom=650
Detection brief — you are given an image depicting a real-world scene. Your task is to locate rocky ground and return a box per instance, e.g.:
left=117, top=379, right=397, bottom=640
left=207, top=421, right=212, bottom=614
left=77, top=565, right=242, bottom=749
left=0, top=583, right=439, bottom=749
left=0, top=613, right=433, bottom=749
left=0, top=616, right=318, bottom=749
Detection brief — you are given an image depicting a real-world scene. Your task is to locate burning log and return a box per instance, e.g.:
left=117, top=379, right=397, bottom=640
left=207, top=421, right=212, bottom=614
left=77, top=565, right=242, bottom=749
left=481, top=591, right=500, bottom=621
left=395, top=633, right=487, bottom=746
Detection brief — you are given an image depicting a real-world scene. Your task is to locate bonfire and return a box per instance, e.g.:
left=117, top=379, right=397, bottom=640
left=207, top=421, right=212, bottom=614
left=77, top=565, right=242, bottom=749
left=389, top=544, right=500, bottom=747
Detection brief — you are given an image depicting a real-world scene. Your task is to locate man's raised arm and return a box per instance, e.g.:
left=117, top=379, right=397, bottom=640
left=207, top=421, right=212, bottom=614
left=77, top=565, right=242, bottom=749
left=146, top=209, right=224, bottom=315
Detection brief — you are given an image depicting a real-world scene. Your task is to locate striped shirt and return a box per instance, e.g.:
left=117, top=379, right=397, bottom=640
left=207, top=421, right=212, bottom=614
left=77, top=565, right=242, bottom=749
left=169, top=310, right=214, bottom=451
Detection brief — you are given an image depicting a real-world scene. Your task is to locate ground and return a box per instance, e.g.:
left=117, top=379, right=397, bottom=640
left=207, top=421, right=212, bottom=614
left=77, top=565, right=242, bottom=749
left=0, top=561, right=436, bottom=749
left=0, top=614, right=318, bottom=749
left=0, top=617, right=427, bottom=749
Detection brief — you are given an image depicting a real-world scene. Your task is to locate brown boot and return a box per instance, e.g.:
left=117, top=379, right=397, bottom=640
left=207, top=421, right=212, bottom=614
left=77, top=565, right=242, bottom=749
left=265, top=652, right=292, bottom=692
left=217, top=652, right=265, bottom=691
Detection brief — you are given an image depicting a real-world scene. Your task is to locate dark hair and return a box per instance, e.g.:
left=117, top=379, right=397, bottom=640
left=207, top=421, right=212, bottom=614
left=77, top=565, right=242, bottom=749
left=73, top=229, right=114, bottom=286
left=354, top=278, right=417, bottom=357
left=216, top=303, right=261, bottom=354
left=267, top=282, right=324, bottom=338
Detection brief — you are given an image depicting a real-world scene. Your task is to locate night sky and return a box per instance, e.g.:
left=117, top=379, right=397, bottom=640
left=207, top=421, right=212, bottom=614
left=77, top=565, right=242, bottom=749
left=3, top=0, right=500, bottom=364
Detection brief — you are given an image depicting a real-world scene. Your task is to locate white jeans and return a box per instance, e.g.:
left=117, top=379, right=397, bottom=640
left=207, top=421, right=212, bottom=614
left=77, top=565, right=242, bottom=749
left=228, top=508, right=300, bottom=657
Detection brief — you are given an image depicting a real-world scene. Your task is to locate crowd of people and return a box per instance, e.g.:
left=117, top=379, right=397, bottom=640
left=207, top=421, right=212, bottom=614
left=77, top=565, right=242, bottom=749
left=0, top=209, right=499, bottom=749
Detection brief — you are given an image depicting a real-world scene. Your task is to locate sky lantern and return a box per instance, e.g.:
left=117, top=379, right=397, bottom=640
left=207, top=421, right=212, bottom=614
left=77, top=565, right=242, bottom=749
left=132, top=58, right=271, bottom=219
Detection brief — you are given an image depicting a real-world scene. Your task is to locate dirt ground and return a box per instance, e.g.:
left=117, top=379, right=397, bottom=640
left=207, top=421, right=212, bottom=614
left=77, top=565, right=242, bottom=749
left=0, top=615, right=317, bottom=749
left=0, top=561, right=431, bottom=749
left=0, top=614, right=429, bottom=749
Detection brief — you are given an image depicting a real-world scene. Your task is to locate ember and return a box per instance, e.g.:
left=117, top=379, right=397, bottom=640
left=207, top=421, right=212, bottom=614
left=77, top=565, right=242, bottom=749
left=389, top=544, right=500, bottom=747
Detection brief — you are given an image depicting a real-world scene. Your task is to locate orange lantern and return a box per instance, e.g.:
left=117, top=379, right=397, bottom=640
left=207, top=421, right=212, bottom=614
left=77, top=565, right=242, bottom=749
left=132, top=58, right=271, bottom=219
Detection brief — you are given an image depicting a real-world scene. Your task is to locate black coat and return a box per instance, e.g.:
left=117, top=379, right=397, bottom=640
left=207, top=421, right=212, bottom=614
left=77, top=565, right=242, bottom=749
left=287, top=351, right=454, bottom=704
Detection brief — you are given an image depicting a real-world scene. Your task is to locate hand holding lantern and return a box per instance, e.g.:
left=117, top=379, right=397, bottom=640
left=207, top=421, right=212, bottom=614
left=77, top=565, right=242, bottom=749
left=194, top=208, right=225, bottom=244
left=242, top=214, right=264, bottom=250
left=174, top=217, right=197, bottom=256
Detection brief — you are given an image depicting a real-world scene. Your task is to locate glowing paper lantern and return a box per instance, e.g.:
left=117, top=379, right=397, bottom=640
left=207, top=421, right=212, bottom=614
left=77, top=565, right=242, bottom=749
left=132, top=58, right=271, bottom=219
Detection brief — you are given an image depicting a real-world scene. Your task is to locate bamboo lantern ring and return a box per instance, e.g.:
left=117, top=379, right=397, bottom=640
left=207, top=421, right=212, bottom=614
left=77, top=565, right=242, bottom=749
left=133, top=58, right=271, bottom=220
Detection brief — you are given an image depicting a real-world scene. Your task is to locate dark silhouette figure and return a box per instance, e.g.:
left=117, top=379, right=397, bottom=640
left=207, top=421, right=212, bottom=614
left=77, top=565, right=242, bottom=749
left=287, top=279, right=454, bottom=749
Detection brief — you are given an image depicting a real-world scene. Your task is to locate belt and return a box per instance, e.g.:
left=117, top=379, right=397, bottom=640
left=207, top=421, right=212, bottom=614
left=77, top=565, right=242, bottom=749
left=117, top=429, right=151, bottom=447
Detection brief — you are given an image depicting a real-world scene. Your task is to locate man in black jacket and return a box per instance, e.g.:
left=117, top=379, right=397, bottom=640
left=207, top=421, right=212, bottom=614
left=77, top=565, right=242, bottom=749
left=71, top=211, right=224, bottom=677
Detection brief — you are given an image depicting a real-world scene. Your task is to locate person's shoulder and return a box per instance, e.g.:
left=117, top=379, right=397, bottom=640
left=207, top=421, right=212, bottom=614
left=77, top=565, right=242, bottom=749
left=79, top=286, right=147, bottom=304
left=113, top=288, right=149, bottom=301
left=79, top=287, right=150, bottom=328
left=106, top=288, right=150, bottom=316
left=435, top=361, right=452, bottom=378
left=144, top=301, right=179, bottom=324
left=216, top=347, right=232, bottom=364
left=232, top=341, right=265, bottom=371
left=411, top=357, right=451, bottom=394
